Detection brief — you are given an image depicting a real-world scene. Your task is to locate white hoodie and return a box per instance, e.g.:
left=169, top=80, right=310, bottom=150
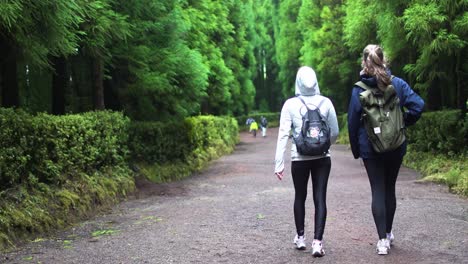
left=274, top=66, right=339, bottom=173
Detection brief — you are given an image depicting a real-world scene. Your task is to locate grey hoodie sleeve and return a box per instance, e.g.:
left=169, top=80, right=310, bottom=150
left=274, top=100, right=292, bottom=173
left=326, top=99, right=339, bottom=144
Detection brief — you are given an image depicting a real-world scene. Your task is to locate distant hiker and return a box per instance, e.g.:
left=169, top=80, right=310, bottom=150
left=249, top=120, right=258, bottom=137
left=347, top=44, right=424, bottom=255
left=246, top=117, right=254, bottom=126
left=274, top=66, right=339, bottom=257
left=260, top=116, right=268, bottom=137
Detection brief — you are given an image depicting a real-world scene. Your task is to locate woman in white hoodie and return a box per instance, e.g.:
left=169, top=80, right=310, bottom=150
left=274, top=66, right=339, bottom=257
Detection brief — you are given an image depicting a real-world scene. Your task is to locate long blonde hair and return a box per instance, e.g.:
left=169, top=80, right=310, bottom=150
left=361, top=44, right=391, bottom=90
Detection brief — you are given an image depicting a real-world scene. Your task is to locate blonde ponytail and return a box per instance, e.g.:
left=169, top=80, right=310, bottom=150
left=362, top=44, right=391, bottom=90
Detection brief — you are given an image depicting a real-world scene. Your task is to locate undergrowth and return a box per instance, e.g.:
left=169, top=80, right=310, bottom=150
left=404, top=149, right=467, bottom=196
left=0, top=166, right=135, bottom=250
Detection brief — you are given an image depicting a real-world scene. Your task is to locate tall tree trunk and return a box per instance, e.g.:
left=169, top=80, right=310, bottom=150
left=104, top=77, right=120, bottom=111
left=455, top=53, right=467, bottom=114
left=52, top=56, right=67, bottom=115
left=0, top=38, right=19, bottom=108
left=92, top=56, right=105, bottom=110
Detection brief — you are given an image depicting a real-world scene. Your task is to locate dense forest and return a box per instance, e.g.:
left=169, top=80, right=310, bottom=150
left=0, top=0, right=467, bottom=250
left=0, top=0, right=467, bottom=118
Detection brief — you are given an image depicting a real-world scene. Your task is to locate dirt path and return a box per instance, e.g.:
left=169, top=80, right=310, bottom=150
left=2, top=128, right=467, bottom=264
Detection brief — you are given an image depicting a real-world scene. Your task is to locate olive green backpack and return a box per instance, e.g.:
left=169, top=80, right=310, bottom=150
left=356, top=78, right=405, bottom=153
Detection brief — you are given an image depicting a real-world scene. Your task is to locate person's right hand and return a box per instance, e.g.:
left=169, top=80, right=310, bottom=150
left=275, top=170, right=284, bottom=181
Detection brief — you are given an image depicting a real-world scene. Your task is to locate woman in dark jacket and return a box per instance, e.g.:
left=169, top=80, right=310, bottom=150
left=347, top=44, right=424, bottom=255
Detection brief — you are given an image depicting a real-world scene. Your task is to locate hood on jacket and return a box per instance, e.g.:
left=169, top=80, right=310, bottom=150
left=295, top=66, right=320, bottom=96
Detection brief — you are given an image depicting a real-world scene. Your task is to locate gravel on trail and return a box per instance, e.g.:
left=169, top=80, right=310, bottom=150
left=1, top=128, right=467, bottom=264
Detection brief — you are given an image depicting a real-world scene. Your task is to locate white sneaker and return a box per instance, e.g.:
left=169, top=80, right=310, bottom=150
left=293, top=235, right=306, bottom=250
left=376, top=238, right=390, bottom=255
left=311, top=240, right=325, bottom=257
left=386, top=232, right=394, bottom=246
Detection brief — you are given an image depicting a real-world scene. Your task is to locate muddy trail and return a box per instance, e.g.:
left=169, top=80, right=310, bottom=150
left=1, top=128, right=467, bottom=264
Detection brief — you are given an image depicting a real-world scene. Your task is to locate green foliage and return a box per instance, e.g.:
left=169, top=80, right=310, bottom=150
left=128, top=121, right=190, bottom=164
left=0, top=111, right=241, bottom=250
left=0, top=167, right=134, bottom=250
left=299, top=1, right=356, bottom=113
left=0, top=109, right=135, bottom=250
left=3, top=0, right=468, bottom=119
left=406, top=110, right=467, bottom=155
left=225, top=0, right=257, bottom=116
left=112, top=0, right=209, bottom=121
left=375, top=1, right=409, bottom=61
left=180, top=0, right=233, bottom=115
left=336, top=113, right=349, bottom=145
left=3, top=0, right=261, bottom=119
left=91, top=229, right=119, bottom=237
left=79, top=0, right=131, bottom=57
left=0, top=0, right=83, bottom=66
left=137, top=161, right=192, bottom=183
left=275, top=0, right=303, bottom=98
left=0, top=109, right=130, bottom=186
left=343, top=0, right=378, bottom=53
left=129, top=115, right=239, bottom=183
left=179, top=0, right=257, bottom=116
left=342, top=0, right=468, bottom=111
left=404, top=150, right=467, bottom=196
left=252, top=0, right=283, bottom=112
left=402, top=0, right=467, bottom=105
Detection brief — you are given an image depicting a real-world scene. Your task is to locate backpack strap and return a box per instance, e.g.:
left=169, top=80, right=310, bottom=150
left=297, top=96, right=325, bottom=112
left=355, top=81, right=371, bottom=91
left=297, top=96, right=310, bottom=111
left=292, top=96, right=325, bottom=132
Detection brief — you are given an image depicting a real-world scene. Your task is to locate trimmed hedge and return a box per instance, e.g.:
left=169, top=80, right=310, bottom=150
left=128, top=121, right=190, bottom=164
left=406, top=110, right=467, bottom=155
left=0, top=111, right=240, bottom=250
left=0, top=109, right=131, bottom=187
left=129, top=115, right=239, bottom=182
left=0, top=109, right=135, bottom=249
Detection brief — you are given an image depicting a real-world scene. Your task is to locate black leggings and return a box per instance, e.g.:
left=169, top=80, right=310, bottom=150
left=291, top=157, right=331, bottom=240
left=363, top=153, right=403, bottom=239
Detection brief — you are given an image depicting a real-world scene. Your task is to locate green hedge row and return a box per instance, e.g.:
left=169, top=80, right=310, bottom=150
left=0, top=109, right=131, bottom=187
left=0, top=109, right=135, bottom=249
left=128, top=121, right=190, bottom=164
left=129, top=115, right=239, bottom=182
left=406, top=110, right=467, bottom=155
left=0, top=110, right=240, bottom=249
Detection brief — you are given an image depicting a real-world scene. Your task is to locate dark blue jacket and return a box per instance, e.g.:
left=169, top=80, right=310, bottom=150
left=347, top=74, right=425, bottom=159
